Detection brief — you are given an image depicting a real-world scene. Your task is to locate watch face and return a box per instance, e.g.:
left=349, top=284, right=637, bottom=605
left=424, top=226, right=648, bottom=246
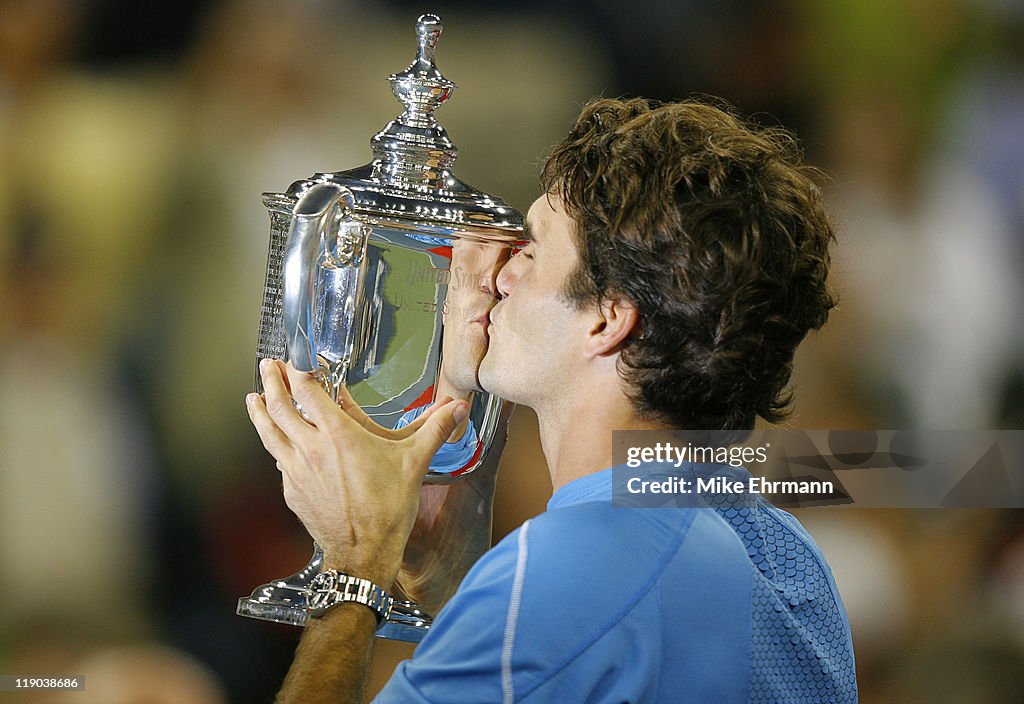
left=309, top=571, right=338, bottom=610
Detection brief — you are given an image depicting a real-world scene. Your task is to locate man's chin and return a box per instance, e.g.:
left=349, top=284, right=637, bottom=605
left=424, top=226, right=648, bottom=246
left=477, top=351, right=501, bottom=396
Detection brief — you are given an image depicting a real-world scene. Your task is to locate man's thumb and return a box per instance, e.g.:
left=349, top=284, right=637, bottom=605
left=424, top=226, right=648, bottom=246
left=417, top=400, right=470, bottom=452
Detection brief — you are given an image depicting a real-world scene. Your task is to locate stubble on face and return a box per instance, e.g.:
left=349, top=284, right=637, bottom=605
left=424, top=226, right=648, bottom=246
left=478, top=194, right=586, bottom=407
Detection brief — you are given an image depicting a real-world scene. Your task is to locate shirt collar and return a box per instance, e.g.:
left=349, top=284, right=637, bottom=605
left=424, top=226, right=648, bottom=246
left=546, top=467, right=615, bottom=511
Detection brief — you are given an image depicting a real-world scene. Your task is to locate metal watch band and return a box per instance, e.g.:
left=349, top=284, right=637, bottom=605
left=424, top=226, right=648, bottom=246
left=308, top=569, right=394, bottom=623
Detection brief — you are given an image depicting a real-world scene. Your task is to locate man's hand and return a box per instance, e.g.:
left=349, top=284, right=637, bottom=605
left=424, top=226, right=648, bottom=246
left=245, top=358, right=469, bottom=590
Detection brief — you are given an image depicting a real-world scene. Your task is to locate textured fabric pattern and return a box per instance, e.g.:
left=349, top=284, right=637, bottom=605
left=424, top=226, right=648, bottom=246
left=719, top=502, right=859, bottom=703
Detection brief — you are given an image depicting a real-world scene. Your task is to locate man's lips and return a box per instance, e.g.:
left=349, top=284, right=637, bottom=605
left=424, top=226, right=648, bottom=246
left=472, top=301, right=500, bottom=328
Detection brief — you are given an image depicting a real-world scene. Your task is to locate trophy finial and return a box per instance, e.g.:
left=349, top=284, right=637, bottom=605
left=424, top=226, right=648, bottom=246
left=370, top=13, right=458, bottom=188
left=416, top=14, right=443, bottom=65
left=389, top=13, right=454, bottom=121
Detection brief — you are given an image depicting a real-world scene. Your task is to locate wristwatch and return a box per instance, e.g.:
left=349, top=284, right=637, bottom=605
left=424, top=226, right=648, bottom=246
left=308, top=569, right=394, bottom=624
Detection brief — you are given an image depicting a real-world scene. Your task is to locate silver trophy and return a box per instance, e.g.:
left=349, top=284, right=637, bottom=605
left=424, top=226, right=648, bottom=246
left=236, top=14, right=522, bottom=642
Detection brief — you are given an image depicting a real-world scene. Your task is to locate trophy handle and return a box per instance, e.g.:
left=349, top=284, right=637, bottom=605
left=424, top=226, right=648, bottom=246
left=282, top=182, right=365, bottom=381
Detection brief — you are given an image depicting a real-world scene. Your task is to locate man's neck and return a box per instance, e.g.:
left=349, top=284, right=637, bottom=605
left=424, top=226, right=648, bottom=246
left=534, top=391, right=669, bottom=492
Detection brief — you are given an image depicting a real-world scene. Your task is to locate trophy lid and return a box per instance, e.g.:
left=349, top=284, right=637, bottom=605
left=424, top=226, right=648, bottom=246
left=270, top=14, right=523, bottom=235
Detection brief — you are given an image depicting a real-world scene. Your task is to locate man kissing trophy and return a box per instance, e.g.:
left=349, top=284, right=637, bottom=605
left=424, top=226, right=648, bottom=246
left=236, top=14, right=522, bottom=643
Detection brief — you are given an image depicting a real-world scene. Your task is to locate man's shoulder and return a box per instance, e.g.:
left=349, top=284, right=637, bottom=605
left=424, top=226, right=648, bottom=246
left=462, top=500, right=756, bottom=635
left=468, top=500, right=754, bottom=594
left=402, top=499, right=855, bottom=704
left=447, top=502, right=757, bottom=700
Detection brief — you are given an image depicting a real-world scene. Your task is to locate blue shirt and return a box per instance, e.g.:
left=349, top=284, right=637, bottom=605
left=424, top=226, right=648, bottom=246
left=375, top=465, right=858, bottom=703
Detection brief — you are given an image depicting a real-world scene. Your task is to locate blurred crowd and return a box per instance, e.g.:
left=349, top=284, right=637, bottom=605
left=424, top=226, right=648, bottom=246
left=1, top=0, right=1023, bottom=702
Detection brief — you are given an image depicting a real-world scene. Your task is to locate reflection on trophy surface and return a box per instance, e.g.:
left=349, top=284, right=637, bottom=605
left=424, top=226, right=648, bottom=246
left=236, top=13, right=524, bottom=642
left=441, top=239, right=510, bottom=399
left=396, top=239, right=511, bottom=472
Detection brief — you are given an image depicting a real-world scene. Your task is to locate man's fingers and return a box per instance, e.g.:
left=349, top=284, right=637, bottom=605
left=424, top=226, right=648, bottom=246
left=410, top=399, right=470, bottom=461
left=334, top=382, right=381, bottom=432
left=246, top=392, right=300, bottom=465
left=411, top=396, right=455, bottom=427
left=396, top=395, right=454, bottom=438
left=283, top=362, right=351, bottom=432
left=259, top=359, right=318, bottom=441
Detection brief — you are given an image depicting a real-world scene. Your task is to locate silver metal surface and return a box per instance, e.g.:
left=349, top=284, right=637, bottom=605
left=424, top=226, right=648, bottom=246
left=238, top=13, right=523, bottom=643
left=376, top=600, right=433, bottom=641
left=236, top=544, right=324, bottom=627
left=282, top=183, right=365, bottom=374
left=267, top=12, right=523, bottom=234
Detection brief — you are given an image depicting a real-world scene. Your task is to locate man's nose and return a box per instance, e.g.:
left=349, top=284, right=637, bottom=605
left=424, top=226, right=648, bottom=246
left=495, top=252, right=520, bottom=299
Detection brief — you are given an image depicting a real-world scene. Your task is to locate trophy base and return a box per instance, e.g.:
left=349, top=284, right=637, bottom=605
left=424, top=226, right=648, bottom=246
left=236, top=569, right=316, bottom=626
left=376, top=600, right=433, bottom=642
left=237, top=594, right=311, bottom=627
left=237, top=544, right=436, bottom=643
left=237, top=592, right=435, bottom=643
left=236, top=543, right=323, bottom=625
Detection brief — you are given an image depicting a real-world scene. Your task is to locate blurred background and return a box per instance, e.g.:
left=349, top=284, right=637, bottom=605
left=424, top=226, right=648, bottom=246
left=1, top=0, right=1023, bottom=702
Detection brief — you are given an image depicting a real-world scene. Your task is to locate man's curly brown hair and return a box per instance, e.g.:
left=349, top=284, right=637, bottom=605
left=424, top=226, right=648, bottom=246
left=542, top=98, right=836, bottom=431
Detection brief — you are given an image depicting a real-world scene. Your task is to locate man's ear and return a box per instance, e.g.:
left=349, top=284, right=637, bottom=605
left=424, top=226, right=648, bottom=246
left=584, top=297, right=640, bottom=359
